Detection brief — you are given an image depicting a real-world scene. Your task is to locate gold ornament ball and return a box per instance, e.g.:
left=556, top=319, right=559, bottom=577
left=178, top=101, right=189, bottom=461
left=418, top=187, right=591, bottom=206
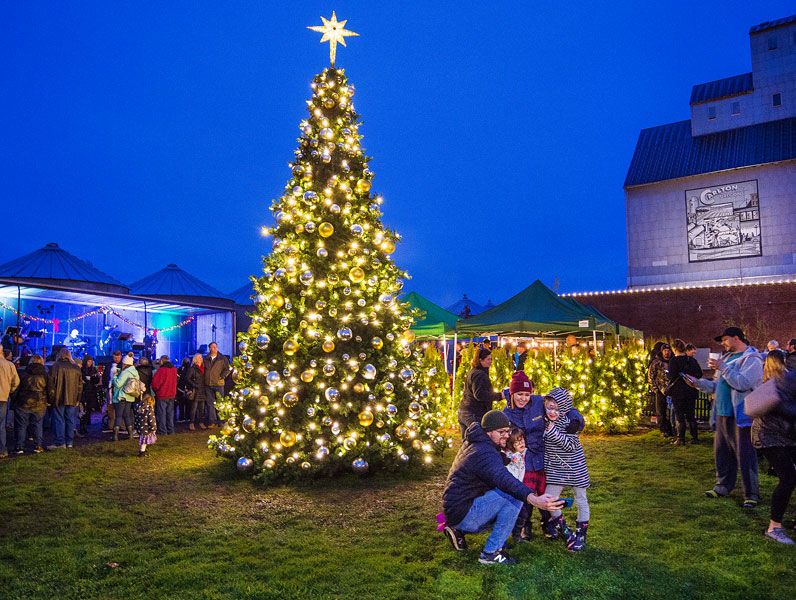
left=283, top=391, right=299, bottom=407
left=353, top=382, right=365, bottom=393
left=322, top=340, right=335, bottom=353
left=268, top=293, right=285, bottom=308
left=381, top=239, right=395, bottom=254
left=280, top=430, right=298, bottom=447
left=323, top=97, right=336, bottom=109
left=264, top=459, right=276, bottom=469
left=395, top=425, right=410, bottom=441
left=355, top=179, right=371, bottom=194
left=295, top=223, right=305, bottom=234
left=283, top=339, right=299, bottom=355
left=412, top=439, right=423, bottom=450
left=349, top=267, right=365, bottom=283
left=401, top=330, right=416, bottom=343
left=301, top=369, right=315, bottom=383
left=358, top=410, right=374, bottom=427
left=319, top=222, right=335, bottom=238
left=371, top=337, right=384, bottom=350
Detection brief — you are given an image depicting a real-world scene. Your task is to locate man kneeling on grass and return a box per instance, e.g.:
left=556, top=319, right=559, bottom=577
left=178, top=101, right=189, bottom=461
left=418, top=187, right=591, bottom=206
left=441, top=410, right=564, bottom=565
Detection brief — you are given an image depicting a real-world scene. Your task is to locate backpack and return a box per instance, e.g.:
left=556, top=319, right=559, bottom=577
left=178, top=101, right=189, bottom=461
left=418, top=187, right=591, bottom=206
left=123, top=376, right=146, bottom=398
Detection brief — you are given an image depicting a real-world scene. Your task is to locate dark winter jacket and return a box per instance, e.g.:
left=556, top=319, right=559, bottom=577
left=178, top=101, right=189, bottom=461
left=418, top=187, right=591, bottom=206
left=13, top=363, right=48, bottom=415
left=458, top=366, right=503, bottom=427
left=750, top=372, right=796, bottom=448
left=504, top=395, right=585, bottom=472
left=48, top=359, right=84, bottom=407
left=204, top=353, right=232, bottom=388
left=648, top=357, right=669, bottom=395
left=136, top=364, right=154, bottom=394
left=667, top=354, right=702, bottom=401
left=151, top=362, right=178, bottom=400
left=442, top=422, right=534, bottom=527
left=543, top=387, right=590, bottom=488
left=135, top=401, right=157, bottom=436
left=188, top=364, right=211, bottom=401
left=81, top=364, right=103, bottom=406
left=786, top=352, right=796, bottom=372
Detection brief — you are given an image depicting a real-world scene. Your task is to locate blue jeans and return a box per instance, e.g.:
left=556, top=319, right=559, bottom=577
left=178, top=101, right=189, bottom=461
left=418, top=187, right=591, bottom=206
left=455, top=489, right=523, bottom=553
left=51, top=405, right=79, bottom=446
left=0, top=401, right=8, bottom=453
left=15, top=410, right=44, bottom=450
left=156, top=399, right=175, bottom=434
left=114, top=401, right=134, bottom=428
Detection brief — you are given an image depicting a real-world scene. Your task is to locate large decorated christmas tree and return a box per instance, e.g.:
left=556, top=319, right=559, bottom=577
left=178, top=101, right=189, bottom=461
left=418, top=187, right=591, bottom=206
left=212, top=13, right=449, bottom=482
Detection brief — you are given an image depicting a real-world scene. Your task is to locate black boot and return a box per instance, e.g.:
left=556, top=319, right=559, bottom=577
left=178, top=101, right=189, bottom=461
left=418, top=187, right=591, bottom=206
left=689, top=420, right=699, bottom=444
left=571, top=521, right=589, bottom=552
left=541, top=511, right=558, bottom=540
left=552, top=515, right=576, bottom=548
left=112, top=427, right=119, bottom=442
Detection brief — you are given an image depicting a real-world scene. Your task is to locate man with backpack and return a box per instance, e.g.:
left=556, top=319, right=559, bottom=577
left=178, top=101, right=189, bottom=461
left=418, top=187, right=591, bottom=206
left=47, top=348, right=83, bottom=450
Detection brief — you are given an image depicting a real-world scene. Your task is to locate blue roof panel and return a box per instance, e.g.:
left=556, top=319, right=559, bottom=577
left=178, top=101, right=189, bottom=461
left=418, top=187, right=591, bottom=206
left=625, top=117, right=796, bottom=187
left=749, top=14, right=796, bottom=34
left=690, top=72, right=753, bottom=105
left=0, top=243, right=127, bottom=288
left=129, top=264, right=229, bottom=299
left=229, top=281, right=256, bottom=305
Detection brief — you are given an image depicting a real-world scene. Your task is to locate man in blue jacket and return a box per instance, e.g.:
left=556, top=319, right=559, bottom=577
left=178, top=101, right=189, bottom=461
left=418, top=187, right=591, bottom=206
left=442, top=410, right=564, bottom=565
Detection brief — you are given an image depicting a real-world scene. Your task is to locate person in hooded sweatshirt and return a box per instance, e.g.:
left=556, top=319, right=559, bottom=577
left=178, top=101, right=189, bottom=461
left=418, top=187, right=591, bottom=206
left=441, top=410, right=563, bottom=566
left=543, top=387, right=591, bottom=552
left=12, top=354, right=48, bottom=453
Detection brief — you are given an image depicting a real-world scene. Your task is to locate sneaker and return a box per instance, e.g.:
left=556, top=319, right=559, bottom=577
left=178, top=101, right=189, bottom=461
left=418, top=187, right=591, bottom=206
left=188, top=423, right=195, bottom=431
left=33, top=447, right=44, bottom=454
left=671, top=438, right=685, bottom=446
left=478, top=550, right=516, bottom=565
left=199, top=423, right=207, bottom=430
left=46, top=444, right=66, bottom=450
left=14, top=449, right=25, bottom=455
left=207, top=423, right=217, bottom=429
left=742, top=499, right=759, bottom=509
left=765, top=527, right=794, bottom=545
left=66, top=444, right=74, bottom=449
left=443, top=525, right=467, bottom=551
left=704, top=489, right=726, bottom=498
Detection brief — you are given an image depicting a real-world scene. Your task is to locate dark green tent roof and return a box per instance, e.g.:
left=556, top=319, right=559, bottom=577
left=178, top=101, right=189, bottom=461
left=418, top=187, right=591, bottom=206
left=455, top=280, right=620, bottom=337
left=403, top=291, right=458, bottom=338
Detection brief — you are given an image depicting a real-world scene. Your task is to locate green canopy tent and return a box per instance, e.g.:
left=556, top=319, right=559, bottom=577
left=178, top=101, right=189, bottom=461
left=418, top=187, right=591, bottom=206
left=456, top=280, right=619, bottom=338
left=403, top=291, right=458, bottom=339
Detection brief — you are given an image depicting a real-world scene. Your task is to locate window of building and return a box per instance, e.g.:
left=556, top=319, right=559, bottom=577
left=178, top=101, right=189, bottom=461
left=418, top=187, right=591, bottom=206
left=708, top=106, right=717, bottom=120
left=731, top=101, right=740, bottom=115
left=768, top=36, right=778, bottom=50
left=773, top=93, right=782, bottom=107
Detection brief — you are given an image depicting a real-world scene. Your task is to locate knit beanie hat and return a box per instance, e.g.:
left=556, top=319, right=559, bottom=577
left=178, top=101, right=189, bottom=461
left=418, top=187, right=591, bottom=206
left=122, top=353, right=134, bottom=366
left=481, top=410, right=510, bottom=432
left=509, top=371, right=533, bottom=396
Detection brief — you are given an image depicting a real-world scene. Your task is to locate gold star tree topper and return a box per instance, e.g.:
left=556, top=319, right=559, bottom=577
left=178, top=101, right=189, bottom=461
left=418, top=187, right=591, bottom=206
left=307, top=12, right=359, bottom=66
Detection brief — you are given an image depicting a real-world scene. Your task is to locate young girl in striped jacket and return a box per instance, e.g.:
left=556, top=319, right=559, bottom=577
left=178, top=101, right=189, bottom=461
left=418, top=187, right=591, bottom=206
left=543, top=387, right=591, bottom=552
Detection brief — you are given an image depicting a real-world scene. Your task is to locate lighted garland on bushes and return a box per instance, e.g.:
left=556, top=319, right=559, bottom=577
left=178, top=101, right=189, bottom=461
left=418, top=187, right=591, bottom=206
left=447, top=343, right=648, bottom=433
left=211, top=66, right=450, bottom=482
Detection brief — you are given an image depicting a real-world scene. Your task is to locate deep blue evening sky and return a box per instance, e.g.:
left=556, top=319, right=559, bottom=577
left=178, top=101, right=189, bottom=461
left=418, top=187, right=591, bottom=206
left=3, top=1, right=793, bottom=307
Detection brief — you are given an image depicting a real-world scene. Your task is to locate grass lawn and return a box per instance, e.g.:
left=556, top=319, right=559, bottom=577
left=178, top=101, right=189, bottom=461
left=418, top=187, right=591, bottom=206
left=1, top=430, right=794, bottom=600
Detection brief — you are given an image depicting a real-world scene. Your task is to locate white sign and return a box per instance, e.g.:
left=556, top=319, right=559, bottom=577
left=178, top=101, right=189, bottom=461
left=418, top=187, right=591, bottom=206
left=578, top=320, right=590, bottom=328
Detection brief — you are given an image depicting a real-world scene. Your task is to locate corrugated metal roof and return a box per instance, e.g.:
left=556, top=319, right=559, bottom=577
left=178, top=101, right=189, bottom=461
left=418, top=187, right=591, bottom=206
left=129, top=264, right=230, bottom=300
left=624, top=116, right=796, bottom=187
left=0, top=242, right=127, bottom=290
left=749, top=14, right=796, bottom=34
left=690, top=72, right=753, bottom=105
left=228, top=281, right=255, bottom=305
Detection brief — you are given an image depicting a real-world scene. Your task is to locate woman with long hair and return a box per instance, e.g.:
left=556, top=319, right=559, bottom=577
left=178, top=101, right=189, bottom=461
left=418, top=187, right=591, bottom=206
left=458, top=347, right=503, bottom=438
left=79, top=355, right=103, bottom=436
left=668, top=339, right=703, bottom=445
left=748, top=350, right=796, bottom=544
left=648, top=341, right=674, bottom=438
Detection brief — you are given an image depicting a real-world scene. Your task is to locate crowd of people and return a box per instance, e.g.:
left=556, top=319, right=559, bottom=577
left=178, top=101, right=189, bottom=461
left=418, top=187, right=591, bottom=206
left=440, top=327, right=796, bottom=566
left=0, top=341, right=231, bottom=458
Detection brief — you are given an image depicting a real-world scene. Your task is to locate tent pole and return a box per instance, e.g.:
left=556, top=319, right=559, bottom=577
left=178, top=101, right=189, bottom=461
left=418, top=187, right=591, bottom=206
left=592, top=329, right=598, bottom=355
left=452, top=333, right=458, bottom=410
left=553, top=338, right=557, bottom=370
left=442, top=334, right=448, bottom=374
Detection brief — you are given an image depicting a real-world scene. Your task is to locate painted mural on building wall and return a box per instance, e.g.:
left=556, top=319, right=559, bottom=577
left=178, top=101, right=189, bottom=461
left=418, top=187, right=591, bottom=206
left=685, top=180, right=761, bottom=262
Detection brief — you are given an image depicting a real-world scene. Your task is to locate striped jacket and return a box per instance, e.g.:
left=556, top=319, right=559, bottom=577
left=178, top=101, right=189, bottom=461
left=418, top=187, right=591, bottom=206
left=543, top=387, right=590, bottom=488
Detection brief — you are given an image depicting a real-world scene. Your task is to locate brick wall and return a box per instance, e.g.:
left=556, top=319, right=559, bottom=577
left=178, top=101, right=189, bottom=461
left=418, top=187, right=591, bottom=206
left=573, top=282, right=796, bottom=349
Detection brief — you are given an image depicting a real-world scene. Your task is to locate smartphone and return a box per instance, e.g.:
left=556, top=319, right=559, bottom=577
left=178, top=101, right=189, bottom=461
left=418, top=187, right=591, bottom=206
left=559, top=497, right=574, bottom=508
left=502, top=388, right=510, bottom=402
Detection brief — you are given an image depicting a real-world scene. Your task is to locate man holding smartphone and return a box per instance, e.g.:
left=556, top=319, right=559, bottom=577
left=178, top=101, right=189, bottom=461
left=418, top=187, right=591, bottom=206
left=686, top=327, right=762, bottom=507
